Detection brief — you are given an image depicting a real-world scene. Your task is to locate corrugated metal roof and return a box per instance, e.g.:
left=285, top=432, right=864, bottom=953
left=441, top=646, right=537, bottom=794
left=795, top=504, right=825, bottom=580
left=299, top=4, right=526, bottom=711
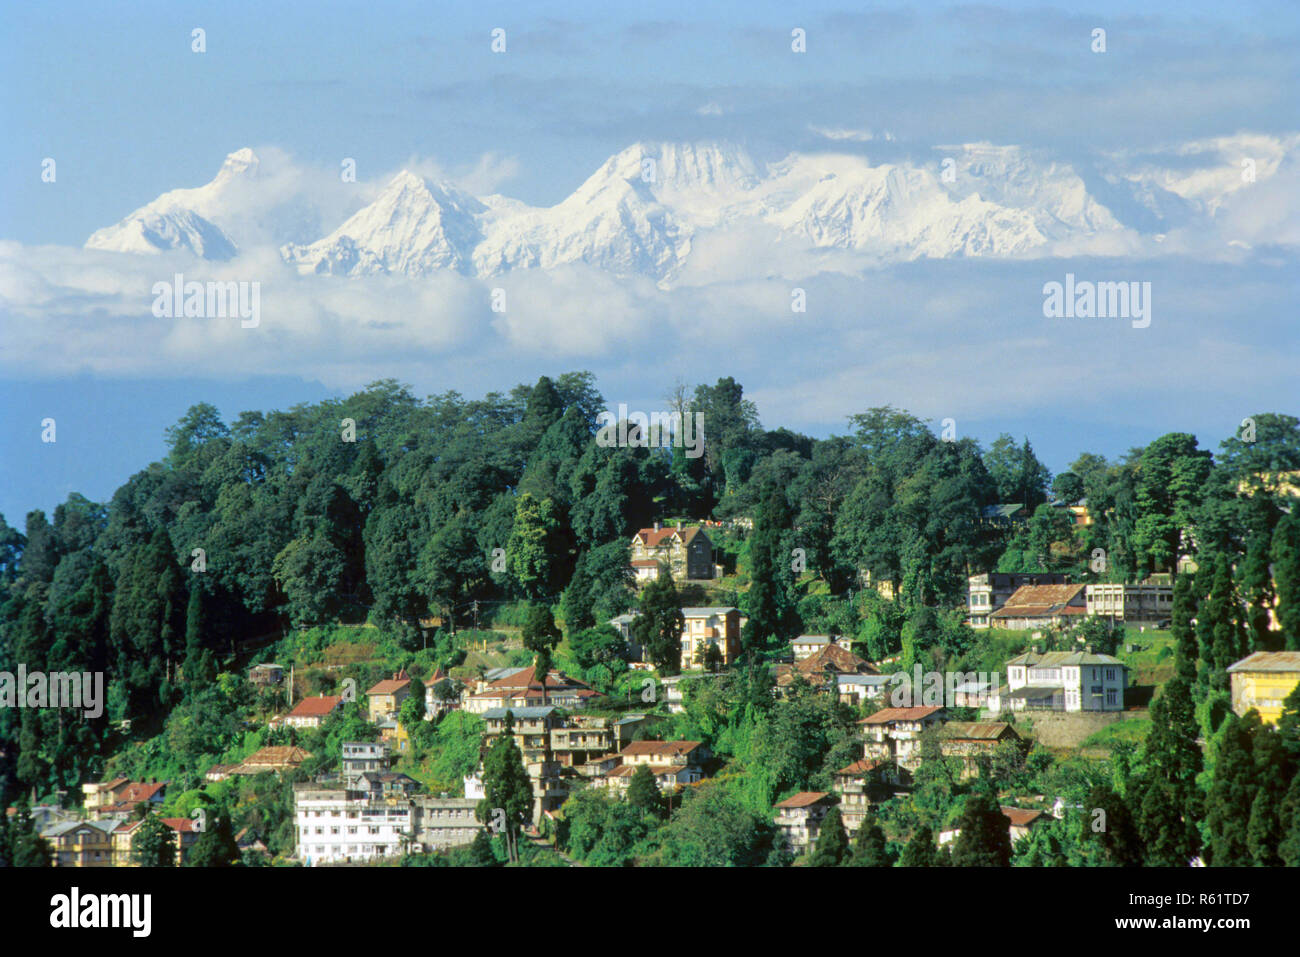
left=1228, top=651, right=1300, bottom=673
left=482, top=706, right=556, bottom=719
left=941, top=721, right=1018, bottom=740
left=1005, top=650, right=1125, bottom=667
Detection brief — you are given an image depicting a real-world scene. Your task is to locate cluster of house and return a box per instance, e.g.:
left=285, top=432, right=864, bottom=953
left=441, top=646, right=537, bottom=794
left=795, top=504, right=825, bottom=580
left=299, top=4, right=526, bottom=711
left=773, top=708, right=1038, bottom=853
left=768, top=648, right=1300, bottom=856
left=46, top=640, right=1300, bottom=867
left=38, top=747, right=320, bottom=868
left=469, top=706, right=706, bottom=820
left=284, top=660, right=717, bottom=865
left=967, top=572, right=1173, bottom=630
left=777, top=636, right=890, bottom=706
left=272, top=665, right=461, bottom=755
left=777, top=633, right=1131, bottom=716
left=294, top=739, right=486, bottom=866
left=293, top=705, right=713, bottom=865
left=35, top=777, right=267, bottom=867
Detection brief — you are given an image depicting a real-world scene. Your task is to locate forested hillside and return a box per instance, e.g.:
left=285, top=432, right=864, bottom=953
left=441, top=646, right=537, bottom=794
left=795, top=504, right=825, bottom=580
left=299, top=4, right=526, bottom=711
left=2, top=372, right=1298, bottom=856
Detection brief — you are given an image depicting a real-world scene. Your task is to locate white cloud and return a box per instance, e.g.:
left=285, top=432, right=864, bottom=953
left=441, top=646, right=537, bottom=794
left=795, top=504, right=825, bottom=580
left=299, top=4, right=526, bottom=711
left=809, top=126, right=894, bottom=143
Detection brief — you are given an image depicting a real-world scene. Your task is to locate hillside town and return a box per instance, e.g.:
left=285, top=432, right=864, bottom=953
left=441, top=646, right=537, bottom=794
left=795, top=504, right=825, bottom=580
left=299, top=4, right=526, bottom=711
left=4, top=391, right=1300, bottom=869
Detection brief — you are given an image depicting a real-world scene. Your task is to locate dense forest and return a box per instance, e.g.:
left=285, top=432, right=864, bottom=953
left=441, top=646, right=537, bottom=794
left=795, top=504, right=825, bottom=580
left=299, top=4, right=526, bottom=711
left=1, top=372, right=1299, bottom=866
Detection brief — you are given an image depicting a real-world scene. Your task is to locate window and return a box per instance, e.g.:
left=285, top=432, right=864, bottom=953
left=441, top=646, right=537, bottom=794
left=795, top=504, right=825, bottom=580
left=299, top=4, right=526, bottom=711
left=1106, top=689, right=1118, bottom=706
left=1105, top=668, right=1115, bottom=681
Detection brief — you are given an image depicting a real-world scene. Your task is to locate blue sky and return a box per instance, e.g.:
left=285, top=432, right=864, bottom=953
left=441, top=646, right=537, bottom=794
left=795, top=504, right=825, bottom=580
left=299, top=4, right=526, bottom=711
left=6, top=0, right=1298, bottom=242
left=1, top=1, right=1297, bottom=524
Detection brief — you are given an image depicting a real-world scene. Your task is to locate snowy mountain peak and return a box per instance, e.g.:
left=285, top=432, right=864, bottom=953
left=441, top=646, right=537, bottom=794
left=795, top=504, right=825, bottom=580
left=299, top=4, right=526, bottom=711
left=281, top=169, right=486, bottom=276
left=216, top=147, right=260, bottom=181
left=607, top=141, right=761, bottom=188
left=86, top=135, right=1296, bottom=277
left=84, top=148, right=264, bottom=258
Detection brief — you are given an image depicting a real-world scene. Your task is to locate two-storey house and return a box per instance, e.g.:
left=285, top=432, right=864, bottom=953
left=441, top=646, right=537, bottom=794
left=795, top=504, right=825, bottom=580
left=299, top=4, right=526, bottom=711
left=1003, top=648, right=1127, bottom=712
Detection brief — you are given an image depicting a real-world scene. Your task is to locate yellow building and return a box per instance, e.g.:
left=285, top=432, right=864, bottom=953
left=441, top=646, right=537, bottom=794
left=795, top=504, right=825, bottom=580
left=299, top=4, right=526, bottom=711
left=366, top=670, right=412, bottom=723
left=679, top=607, right=741, bottom=670
left=1228, top=651, right=1300, bottom=724
left=111, top=816, right=199, bottom=866
left=378, top=717, right=412, bottom=754
left=43, top=820, right=117, bottom=867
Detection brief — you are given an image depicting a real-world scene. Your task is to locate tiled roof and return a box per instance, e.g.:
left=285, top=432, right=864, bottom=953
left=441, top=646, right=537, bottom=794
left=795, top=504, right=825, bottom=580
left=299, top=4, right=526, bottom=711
left=634, top=525, right=707, bottom=548
left=634, top=527, right=680, bottom=547
left=681, top=607, right=737, bottom=617
left=774, top=791, right=833, bottom=809
left=859, top=706, right=944, bottom=724
left=487, top=666, right=589, bottom=691
left=621, top=740, right=701, bottom=759
left=367, top=669, right=412, bottom=695
left=287, top=695, right=343, bottom=717
left=796, top=643, right=878, bottom=676
left=835, top=758, right=885, bottom=776
left=109, top=781, right=166, bottom=804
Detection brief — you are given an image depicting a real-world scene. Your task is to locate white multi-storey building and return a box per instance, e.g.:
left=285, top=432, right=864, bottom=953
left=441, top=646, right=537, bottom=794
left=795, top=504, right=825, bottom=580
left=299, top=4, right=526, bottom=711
left=341, top=740, right=390, bottom=787
left=294, top=783, right=412, bottom=866
left=1003, top=649, right=1127, bottom=712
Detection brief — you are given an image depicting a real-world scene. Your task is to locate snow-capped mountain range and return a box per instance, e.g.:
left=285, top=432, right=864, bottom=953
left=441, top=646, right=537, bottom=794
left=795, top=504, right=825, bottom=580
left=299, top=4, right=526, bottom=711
left=86, top=148, right=258, bottom=259
left=85, top=137, right=1297, bottom=283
